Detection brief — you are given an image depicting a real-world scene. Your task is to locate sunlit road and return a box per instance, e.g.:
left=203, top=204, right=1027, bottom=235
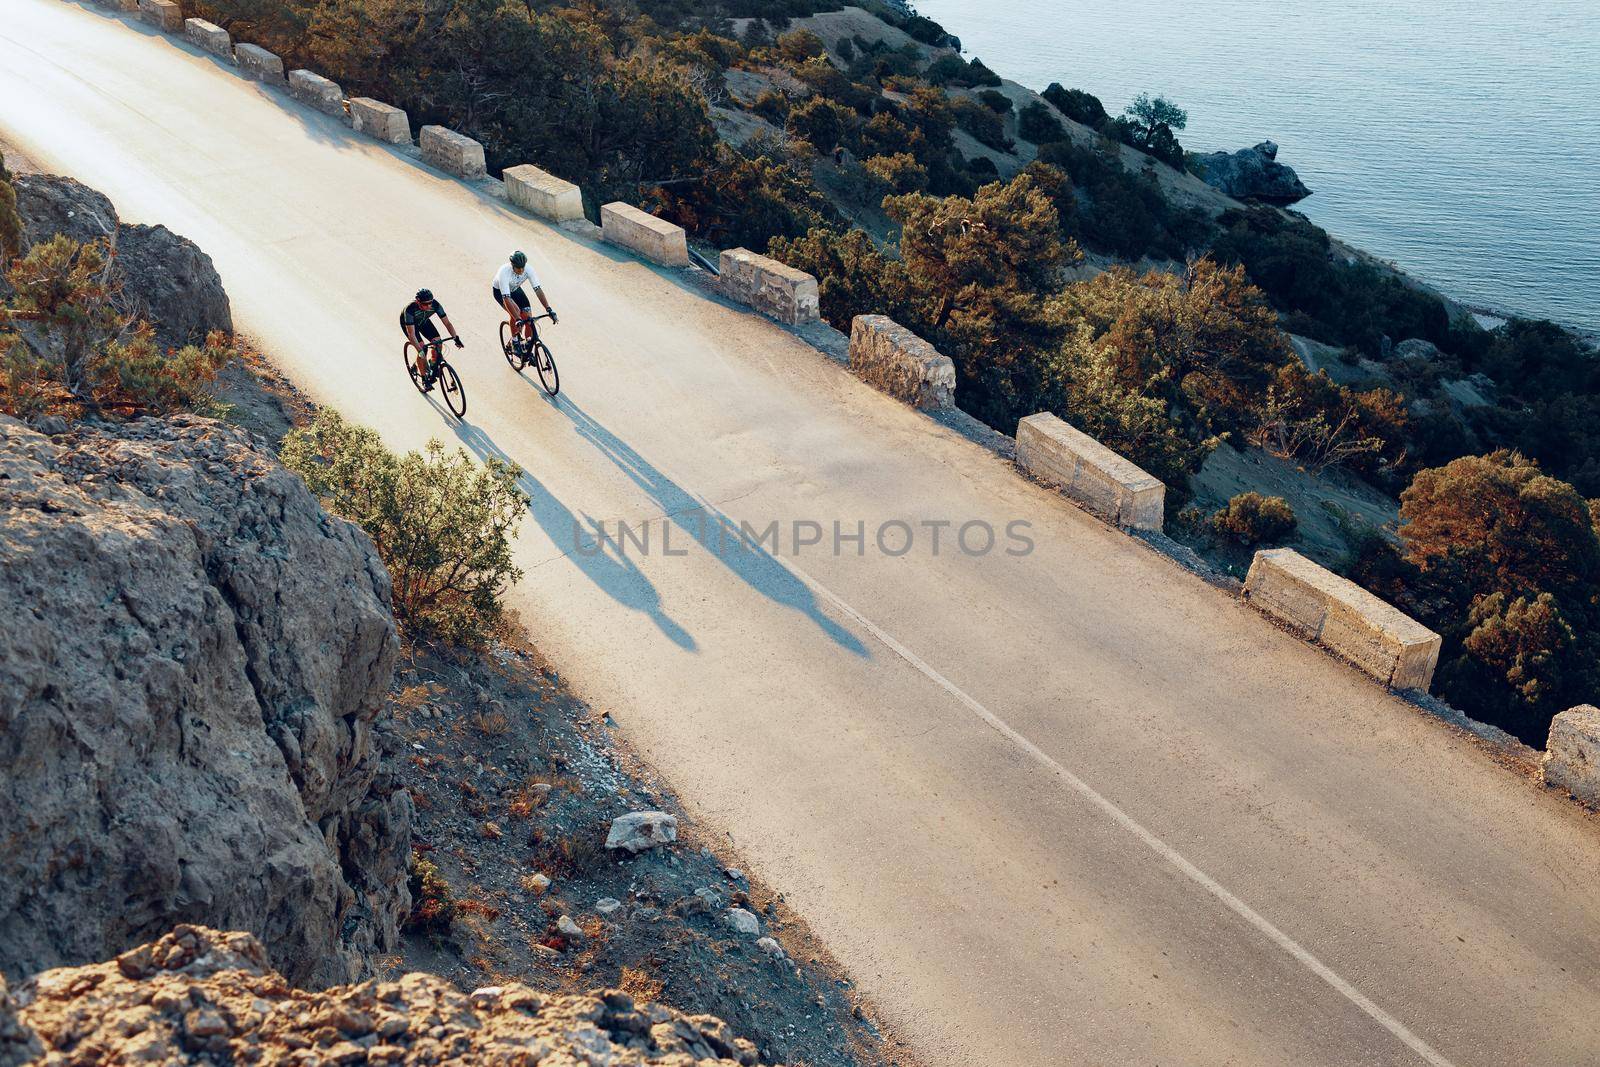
left=6, top=3, right=1599, bottom=1064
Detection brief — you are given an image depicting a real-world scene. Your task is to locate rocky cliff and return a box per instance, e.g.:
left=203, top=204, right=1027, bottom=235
left=3, top=926, right=768, bottom=1066
left=9, top=173, right=231, bottom=348
left=0, top=413, right=411, bottom=988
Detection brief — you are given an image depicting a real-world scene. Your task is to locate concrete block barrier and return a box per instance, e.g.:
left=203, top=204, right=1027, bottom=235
left=600, top=202, right=689, bottom=267
left=1244, top=547, right=1441, bottom=690
left=348, top=98, right=411, bottom=145
left=137, top=0, right=181, bottom=31
left=719, top=248, right=820, bottom=326
left=849, top=315, right=955, bottom=411
left=503, top=164, right=584, bottom=222
left=419, top=125, right=487, bottom=180
left=1016, top=412, right=1164, bottom=530
left=234, top=43, right=286, bottom=85
left=1542, top=705, right=1600, bottom=804
left=288, top=70, right=345, bottom=117
left=183, top=18, right=231, bottom=56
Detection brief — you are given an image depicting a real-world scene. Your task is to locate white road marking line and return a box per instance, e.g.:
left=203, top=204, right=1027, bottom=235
left=793, top=564, right=1460, bottom=1067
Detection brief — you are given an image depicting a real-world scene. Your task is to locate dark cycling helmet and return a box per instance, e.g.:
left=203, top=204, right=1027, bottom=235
left=510, top=251, right=527, bottom=269
left=415, top=288, right=433, bottom=303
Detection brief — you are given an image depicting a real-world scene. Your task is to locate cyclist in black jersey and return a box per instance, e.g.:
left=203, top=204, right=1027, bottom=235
left=399, top=288, right=463, bottom=391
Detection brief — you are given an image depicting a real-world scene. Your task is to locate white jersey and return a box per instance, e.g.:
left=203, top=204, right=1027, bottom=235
left=492, top=262, right=541, bottom=296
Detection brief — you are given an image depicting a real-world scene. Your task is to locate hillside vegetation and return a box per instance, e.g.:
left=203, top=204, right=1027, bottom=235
left=170, top=2, right=1600, bottom=742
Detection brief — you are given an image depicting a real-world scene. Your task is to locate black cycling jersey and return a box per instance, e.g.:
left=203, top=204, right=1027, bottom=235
left=399, top=299, right=446, bottom=329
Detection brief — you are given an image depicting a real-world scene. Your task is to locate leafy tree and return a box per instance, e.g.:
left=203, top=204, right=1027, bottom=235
left=1398, top=450, right=1600, bottom=742
left=652, top=143, right=837, bottom=251
left=1247, top=363, right=1407, bottom=475
left=775, top=28, right=826, bottom=63
left=281, top=410, right=529, bottom=645
left=1051, top=258, right=1293, bottom=441
left=863, top=152, right=929, bottom=195
left=1052, top=319, right=1215, bottom=492
left=768, top=227, right=916, bottom=331
left=787, top=97, right=857, bottom=154
left=1112, top=93, right=1187, bottom=168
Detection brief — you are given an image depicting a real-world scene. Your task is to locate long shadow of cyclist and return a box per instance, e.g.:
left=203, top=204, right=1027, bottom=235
left=553, top=399, right=868, bottom=658
left=449, top=421, right=696, bottom=652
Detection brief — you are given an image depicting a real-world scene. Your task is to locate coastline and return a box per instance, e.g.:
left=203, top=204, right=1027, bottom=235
left=904, top=2, right=1596, bottom=343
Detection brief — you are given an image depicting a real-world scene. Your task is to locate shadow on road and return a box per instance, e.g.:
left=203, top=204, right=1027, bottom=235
left=449, top=420, right=697, bottom=652
left=553, top=398, right=868, bottom=658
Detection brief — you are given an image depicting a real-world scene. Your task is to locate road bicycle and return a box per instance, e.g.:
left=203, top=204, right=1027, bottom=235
left=404, top=334, right=467, bottom=418
left=500, top=312, right=559, bottom=397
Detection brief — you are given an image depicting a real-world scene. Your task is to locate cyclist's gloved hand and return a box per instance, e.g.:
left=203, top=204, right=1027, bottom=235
left=550, top=310, right=559, bottom=325
left=453, top=337, right=464, bottom=349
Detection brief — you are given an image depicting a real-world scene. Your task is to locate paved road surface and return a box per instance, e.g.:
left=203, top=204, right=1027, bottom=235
left=6, top=4, right=1599, bottom=1064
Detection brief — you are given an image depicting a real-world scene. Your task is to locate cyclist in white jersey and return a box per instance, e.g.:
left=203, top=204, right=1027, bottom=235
left=492, top=251, right=556, bottom=353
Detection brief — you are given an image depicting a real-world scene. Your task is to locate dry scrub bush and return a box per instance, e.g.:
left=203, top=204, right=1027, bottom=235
left=0, top=232, right=231, bottom=419
left=1211, top=491, right=1297, bottom=546
left=281, top=410, right=529, bottom=645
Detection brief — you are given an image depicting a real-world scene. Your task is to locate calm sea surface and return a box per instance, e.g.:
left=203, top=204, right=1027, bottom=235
left=914, top=0, right=1600, bottom=331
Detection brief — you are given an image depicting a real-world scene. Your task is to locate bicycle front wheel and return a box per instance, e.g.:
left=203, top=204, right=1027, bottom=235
left=500, top=321, right=523, bottom=370
left=436, top=360, right=467, bottom=418
left=534, top=340, right=559, bottom=397
left=403, top=342, right=426, bottom=393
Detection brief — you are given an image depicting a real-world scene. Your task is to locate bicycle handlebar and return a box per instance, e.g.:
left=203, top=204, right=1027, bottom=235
left=414, top=334, right=461, bottom=350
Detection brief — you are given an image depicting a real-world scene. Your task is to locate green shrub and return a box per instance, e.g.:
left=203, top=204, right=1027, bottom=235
left=951, top=96, right=1012, bottom=151
left=1041, top=83, right=1108, bottom=128
left=1211, top=492, right=1297, bottom=545
left=978, top=89, right=1012, bottom=113
left=775, top=28, right=825, bottom=62
left=280, top=410, right=529, bottom=645
left=862, top=152, right=929, bottom=194
left=1017, top=101, right=1064, bottom=144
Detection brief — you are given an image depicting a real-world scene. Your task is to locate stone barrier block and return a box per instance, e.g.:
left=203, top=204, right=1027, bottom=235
left=502, top=164, right=584, bottom=222
left=348, top=98, right=411, bottom=145
left=1543, top=705, right=1600, bottom=804
left=600, top=202, right=689, bottom=267
left=719, top=248, right=820, bottom=326
left=419, top=125, right=487, bottom=180
left=287, top=70, right=345, bottom=117
left=849, top=315, right=955, bottom=411
left=1016, top=412, right=1164, bottom=530
left=137, top=0, right=181, bottom=32
left=114, top=0, right=140, bottom=12
left=234, top=43, right=286, bottom=85
left=183, top=18, right=231, bottom=56
left=1244, top=547, right=1441, bottom=690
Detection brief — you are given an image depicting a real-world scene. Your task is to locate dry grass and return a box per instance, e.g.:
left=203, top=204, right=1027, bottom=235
left=618, top=965, right=665, bottom=1003
left=469, top=709, right=511, bottom=737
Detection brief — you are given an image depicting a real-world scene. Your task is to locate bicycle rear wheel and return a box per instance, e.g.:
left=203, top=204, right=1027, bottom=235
left=403, top=342, right=426, bottom=393
left=436, top=360, right=467, bottom=418
left=534, top=339, right=559, bottom=397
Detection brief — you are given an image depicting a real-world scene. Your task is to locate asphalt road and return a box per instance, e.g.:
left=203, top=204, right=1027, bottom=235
left=5, top=4, right=1599, bottom=1064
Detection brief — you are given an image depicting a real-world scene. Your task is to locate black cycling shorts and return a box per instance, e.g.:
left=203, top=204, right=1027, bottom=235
left=401, top=316, right=441, bottom=342
left=493, top=286, right=532, bottom=313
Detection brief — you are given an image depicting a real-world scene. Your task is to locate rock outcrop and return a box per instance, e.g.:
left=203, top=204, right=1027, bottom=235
left=11, top=174, right=232, bottom=347
left=1194, top=140, right=1312, bottom=205
left=0, top=415, right=411, bottom=988
left=8, top=926, right=770, bottom=1066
